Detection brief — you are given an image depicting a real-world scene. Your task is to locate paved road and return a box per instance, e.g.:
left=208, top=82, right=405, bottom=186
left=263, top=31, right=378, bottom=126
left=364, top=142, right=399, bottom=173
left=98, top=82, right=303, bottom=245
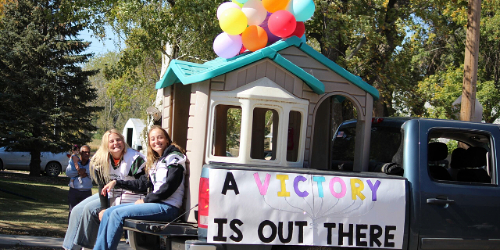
left=0, top=234, right=132, bottom=249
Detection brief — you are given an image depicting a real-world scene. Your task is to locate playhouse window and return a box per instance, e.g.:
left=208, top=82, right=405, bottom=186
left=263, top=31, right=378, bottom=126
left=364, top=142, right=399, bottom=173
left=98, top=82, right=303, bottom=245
left=286, top=111, right=301, bottom=162
left=211, top=104, right=241, bottom=157
left=251, top=108, right=279, bottom=160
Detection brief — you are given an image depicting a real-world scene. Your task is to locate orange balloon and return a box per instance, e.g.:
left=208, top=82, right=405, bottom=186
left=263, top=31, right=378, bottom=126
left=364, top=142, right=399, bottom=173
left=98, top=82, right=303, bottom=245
left=262, top=0, right=289, bottom=13
left=242, top=25, right=268, bottom=52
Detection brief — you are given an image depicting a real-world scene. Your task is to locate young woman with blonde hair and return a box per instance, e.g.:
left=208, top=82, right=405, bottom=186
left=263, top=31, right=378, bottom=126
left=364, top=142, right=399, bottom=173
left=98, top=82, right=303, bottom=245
left=63, top=129, right=146, bottom=250
left=93, top=125, right=187, bottom=250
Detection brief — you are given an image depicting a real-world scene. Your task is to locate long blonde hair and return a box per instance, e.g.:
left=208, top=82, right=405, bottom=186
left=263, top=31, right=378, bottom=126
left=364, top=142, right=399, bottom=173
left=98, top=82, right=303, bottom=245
left=90, top=129, right=129, bottom=183
left=146, top=126, right=185, bottom=175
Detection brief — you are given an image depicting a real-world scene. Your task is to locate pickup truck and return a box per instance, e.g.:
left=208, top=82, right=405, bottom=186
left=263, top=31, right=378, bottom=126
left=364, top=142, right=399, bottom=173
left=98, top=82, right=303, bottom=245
left=123, top=37, right=500, bottom=250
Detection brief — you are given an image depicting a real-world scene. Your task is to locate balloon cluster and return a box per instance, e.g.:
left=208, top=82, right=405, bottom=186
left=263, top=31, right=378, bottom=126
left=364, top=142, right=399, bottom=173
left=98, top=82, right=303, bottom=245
left=213, top=0, right=315, bottom=59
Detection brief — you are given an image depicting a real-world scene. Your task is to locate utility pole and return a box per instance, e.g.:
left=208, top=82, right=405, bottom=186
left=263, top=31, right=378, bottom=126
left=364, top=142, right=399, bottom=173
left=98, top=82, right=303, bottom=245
left=460, top=0, right=481, bottom=122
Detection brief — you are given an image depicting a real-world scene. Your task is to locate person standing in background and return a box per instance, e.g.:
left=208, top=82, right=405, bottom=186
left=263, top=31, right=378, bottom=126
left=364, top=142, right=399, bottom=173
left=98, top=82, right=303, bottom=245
left=68, top=145, right=82, bottom=189
left=65, top=145, right=92, bottom=219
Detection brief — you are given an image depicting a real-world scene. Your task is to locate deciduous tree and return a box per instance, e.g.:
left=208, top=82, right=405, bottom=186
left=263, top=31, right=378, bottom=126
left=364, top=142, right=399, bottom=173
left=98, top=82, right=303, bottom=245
left=413, top=0, right=500, bottom=122
left=85, top=51, right=156, bottom=138
left=308, top=0, right=412, bottom=117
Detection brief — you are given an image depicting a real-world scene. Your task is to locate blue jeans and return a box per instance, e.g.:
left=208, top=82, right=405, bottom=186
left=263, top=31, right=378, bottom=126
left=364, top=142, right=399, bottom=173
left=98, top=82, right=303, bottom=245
left=94, top=202, right=180, bottom=250
left=63, top=193, right=101, bottom=250
left=68, top=187, right=92, bottom=220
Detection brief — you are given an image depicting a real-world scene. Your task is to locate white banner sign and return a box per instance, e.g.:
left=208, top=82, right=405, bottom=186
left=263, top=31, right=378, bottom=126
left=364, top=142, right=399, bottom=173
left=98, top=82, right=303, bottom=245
left=208, top=169, right=406, bottom=248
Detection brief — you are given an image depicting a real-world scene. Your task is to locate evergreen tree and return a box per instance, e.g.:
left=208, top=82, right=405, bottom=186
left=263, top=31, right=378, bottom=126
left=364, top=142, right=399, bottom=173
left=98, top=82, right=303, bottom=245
left=0, top=0, right=102, bottom=176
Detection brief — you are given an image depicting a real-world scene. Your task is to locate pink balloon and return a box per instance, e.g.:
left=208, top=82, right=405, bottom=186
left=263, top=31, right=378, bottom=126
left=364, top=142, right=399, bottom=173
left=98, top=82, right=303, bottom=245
left=213, top=33, right=243, bottom=58
left=268, top=10, right=296, bottom=38
left=217, top=2, right=242, bottom=20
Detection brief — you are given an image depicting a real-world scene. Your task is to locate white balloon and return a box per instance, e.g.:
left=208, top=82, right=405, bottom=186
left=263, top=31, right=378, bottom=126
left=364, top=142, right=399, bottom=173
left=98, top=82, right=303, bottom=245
left=242, top=0, right=267, bottom=26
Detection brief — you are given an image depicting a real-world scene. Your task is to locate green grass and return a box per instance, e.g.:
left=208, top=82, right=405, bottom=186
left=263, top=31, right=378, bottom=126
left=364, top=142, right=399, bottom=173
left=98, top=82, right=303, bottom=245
left=0, top=171, right=98, bottom=237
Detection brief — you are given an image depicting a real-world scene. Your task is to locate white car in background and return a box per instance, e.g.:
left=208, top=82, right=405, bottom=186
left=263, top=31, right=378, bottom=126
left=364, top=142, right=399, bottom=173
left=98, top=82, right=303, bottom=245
left=0, top=147, right=70, bottom=176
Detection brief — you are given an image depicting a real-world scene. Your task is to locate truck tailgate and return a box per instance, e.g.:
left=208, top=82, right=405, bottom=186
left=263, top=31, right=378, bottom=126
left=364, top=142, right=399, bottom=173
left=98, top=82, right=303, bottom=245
left=124, top=219, right=198, bottom=237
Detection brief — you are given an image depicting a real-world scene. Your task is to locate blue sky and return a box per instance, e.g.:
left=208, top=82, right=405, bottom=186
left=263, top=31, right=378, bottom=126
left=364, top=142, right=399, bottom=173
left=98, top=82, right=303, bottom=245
left=77, top=28, right=123, bottom=55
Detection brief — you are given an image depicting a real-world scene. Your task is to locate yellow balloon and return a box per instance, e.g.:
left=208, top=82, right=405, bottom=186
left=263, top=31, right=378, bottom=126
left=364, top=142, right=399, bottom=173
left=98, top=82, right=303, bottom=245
left=219, top=8, right=248, bottom=35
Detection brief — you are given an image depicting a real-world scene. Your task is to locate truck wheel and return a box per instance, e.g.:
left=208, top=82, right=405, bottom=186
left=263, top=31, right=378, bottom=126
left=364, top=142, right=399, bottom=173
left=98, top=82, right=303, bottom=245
left=45, top=162, right=61, bottom=177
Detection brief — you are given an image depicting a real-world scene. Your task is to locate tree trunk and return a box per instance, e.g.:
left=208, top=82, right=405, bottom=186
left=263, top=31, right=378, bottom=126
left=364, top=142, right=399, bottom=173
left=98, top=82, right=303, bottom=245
left=373, top=93, right=390, bottom=117
left=30, top=121, right=42, bottom=176
left=29, top=150, right=42, bottom=176
left=460, top=0, right=481, bottom=122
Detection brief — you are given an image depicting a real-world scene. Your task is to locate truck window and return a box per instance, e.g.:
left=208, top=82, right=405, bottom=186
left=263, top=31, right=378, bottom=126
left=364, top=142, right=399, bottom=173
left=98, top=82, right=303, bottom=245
left=331, top=126, right=356, bottom=163
left=428, top=129, right=494, bottom=184
left=211, top=104, right=241, bottom=157
left=331, top=122, right=402, bottom=171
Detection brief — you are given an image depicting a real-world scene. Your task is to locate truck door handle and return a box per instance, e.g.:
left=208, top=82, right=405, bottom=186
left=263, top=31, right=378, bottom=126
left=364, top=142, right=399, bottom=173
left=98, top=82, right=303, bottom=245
left=427, top=198, right=455, bottom=205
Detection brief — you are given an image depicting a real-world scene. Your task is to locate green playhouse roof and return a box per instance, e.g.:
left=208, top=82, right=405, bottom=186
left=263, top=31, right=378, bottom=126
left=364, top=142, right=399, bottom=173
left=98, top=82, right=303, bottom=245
left=156, top=36, right=379, bottom=100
